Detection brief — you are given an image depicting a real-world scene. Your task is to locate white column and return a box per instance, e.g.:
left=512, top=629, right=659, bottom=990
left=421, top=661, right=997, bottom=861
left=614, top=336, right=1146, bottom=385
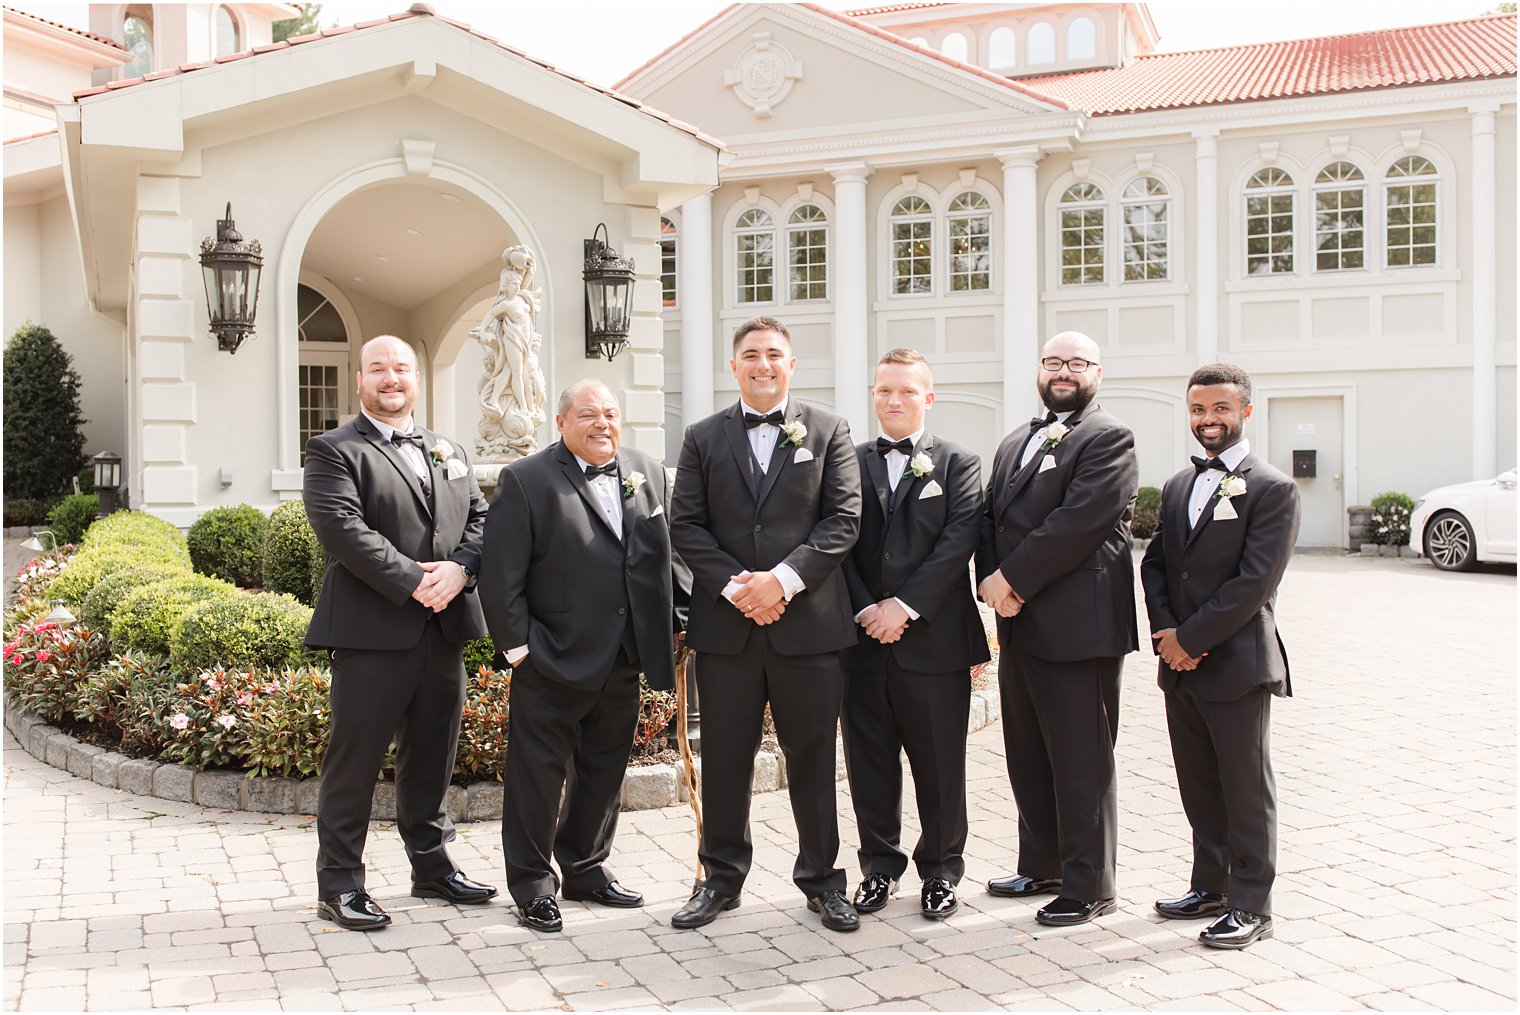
left=679, top=192, right=714, bottom=428
left=827, top=163, right=871, bottom=436
left=997, top=147, right=1041, bottom=428
left=1194, top=129, right=1220, bottom=365
left=1470, top=104, right=1498, bottom=479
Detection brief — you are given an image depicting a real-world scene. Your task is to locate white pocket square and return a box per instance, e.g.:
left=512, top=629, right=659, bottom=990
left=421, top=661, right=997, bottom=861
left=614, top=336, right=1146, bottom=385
left=793, top=447, right=815, bottom=463
left=444, top=459, right=470, bottom=481
left=919, top=480, right=943, bottom=499
left=1038, top=455, right=1057, bottom=473
left=651, top=504, right=664, bottom=517
left=1213, top=498, right=1239, bottom=521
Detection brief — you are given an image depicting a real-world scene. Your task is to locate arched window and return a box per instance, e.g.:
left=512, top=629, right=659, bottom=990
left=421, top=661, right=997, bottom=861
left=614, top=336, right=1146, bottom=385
left=889, top=196, right=933, bottom=295
left=123, top=5, right=154, bottom=78
left=947, top=192, right=992, bottom=292
left=215, top=6, right=240, bottom=57
left=1314, top=162, right=1365, bottom=271
left=941, top=32, right=968, bottom=63
left=1067, top=17, right=1096, bottom=60
left=297, top=284, right=350, bottom=464
left=735, top=208, right=775, bottom=304
left=1245, top=167, right=1295, bottom=275
left=908, top=36, right=928, bottom=48
left=660, top=217, right=678, bottom=308
left=787, top=205, right=828, bottom=302
left=1028, top=23, right=1056, bottom=65
left=1059, top=183, right=1105, bottom=285
left=1120, top=177, right=1169, bottom=281
left=1385, top=156, right=1438, bottom=267
left=989, top=27, right=1016, bottom=71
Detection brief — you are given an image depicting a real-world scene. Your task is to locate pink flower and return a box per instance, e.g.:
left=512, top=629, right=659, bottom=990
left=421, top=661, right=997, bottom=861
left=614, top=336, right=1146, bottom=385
left=216, top=714, right=237, bottom=730
left=237, top=695, right=253, bottom=707
left=35, top=650, right=50, bottom=663
left=169, top=713, right=190, bottom=730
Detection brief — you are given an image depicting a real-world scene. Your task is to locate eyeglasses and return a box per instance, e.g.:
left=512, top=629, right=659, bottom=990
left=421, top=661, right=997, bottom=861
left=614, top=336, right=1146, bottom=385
left=1040, top=357, right=1094, bottom=374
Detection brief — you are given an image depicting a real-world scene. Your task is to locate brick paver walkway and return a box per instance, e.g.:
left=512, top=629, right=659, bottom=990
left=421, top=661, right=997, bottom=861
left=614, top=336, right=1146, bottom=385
left=3, top=553, right=1515, bottom=1010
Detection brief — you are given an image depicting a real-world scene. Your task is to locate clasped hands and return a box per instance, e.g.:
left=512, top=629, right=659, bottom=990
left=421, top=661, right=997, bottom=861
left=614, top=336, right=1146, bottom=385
left=977, top=570, right=1025, bottom=618
left=858, top=599, right=911, bottom=644
left=412, top=560, right=466, bottom=612
left=1152, top=628, right=1206, bottom=671
left=728, top=570, right=787, bottom=625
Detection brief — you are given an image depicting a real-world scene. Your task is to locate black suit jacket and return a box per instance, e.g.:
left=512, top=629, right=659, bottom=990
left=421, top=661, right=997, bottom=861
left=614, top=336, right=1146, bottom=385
left=1140, top=452, right=1300, bottom=702
left=670, top=399, right=861, bottom=656
left=304, top=415, right=487, bottom=649
left=975, top=401, right=1139, bottom=662
left=841, top=433, right=990, bottom=674
left=478, top=441, right=687, bottom=691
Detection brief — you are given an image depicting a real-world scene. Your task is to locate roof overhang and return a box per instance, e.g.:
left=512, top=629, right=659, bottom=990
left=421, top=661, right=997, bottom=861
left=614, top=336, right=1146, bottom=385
left=2, top=7, right=131, bottom=70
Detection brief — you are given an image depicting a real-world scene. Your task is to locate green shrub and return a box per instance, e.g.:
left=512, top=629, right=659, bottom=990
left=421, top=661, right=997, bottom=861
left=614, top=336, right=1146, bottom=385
left=239, top=666, right=332, bottom=778
left=262, top=500, right=323, bottom=604
left=3, top=498, right=56, bottom=527
left=188, top=505, right=267, bottom=587
left=83, top=510, right=188, bottom=559
left=1, top=621, right=111, bottom=721
left=169, top=592, right=315, bottom=673
left=110, top=574, right=239, bottom=656
left=46, top=493, right=99, bottom=546
left=1369, top=491, right=1416, bottom=546
left=46, top=543, right=192, bottom=607
left=80, top=562, right=188, bottom=632
left=3, top=322, right=87, bottom=500
left=462, top=636, right=496, bottom=676
left=455, top=664, right=509, bottom=782
left=1132, top=486, right=1162, bottom=541
left=74, top=652, right=180, bottom=753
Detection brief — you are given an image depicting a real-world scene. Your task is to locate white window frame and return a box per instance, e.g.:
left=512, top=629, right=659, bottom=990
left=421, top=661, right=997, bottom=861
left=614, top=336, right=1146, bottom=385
left=784, top=203, right=830, bottom=303
left=1383, top=155, right=1439, bottom=270
left=1244, top=167, right=1297, bottom=277
left=734, top=207, right=777, bottom=306
left=888, top=194, right=935, bottom=298
left=1058, top=182, right=1107, bottom=286
left=946, top=191, right=993, bottom=293
left=660, top=214, right=679, bottom=310
left=1312, top=161, right=1367, bottom=273
left=1119, top=176, right=1171, bottom=283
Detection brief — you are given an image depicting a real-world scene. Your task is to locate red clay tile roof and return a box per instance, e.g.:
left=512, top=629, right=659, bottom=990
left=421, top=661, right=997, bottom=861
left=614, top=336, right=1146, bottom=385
left=3, top=6, right=126, bottom=49
left=1021, top=14, right=1518, bottom=116
left=5, top=127, right=59, bottom=145
left=68, top=7, right=723, bottom=149
left=843, top=2, right=950, bottom=16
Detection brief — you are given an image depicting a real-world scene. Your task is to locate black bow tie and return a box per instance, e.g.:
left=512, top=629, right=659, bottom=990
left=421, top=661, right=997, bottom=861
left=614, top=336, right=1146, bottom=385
left=1191, top=455, right=1228, bottom=474
left=876, top=436, right=914, bottom=457
left=584, top=462, right=618, bottom=478
left=743, top=410, right=784, bottom=429
left=1030, top=411, right=1058, bottom=429
left=390, top=432, right=424, bottom=448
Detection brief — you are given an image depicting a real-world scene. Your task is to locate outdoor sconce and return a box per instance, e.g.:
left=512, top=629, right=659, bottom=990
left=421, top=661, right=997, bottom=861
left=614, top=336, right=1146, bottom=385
left=199, top=202, right=263, bottom=354
left=93, top=451, right=122, bottom=518
left=20, top=530, right=58, bottom=554
left=583, top=223, right=635, bottom=361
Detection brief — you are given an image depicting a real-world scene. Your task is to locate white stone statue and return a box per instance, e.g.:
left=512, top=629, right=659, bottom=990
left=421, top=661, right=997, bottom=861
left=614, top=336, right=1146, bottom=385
left=471, top=245, right=546, bottom=461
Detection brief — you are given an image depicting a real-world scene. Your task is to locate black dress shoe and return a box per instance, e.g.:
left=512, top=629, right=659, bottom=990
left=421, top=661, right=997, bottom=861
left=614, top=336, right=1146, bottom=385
left=987, top=874, right=1062, bottom=898
left=671, top=886, right=740, bottom=929
left=411, top=871, right=499, bottom=905
left=518, top=894, right=563, bottom=932
left=563, top=880, right=644, bottom=908
left=1200, top=908, right=1273, bottom=949
left=920, top=877, right=958, bottom=921
left=1154, top=888, right=1228, bottom=921
left=316, top=890, right=391, bottom=931
left=807, top=890, right=861, bottom=932
left=1035, top=896, right=1117, bottom=926
left=852, top=873, right=899, bottom=913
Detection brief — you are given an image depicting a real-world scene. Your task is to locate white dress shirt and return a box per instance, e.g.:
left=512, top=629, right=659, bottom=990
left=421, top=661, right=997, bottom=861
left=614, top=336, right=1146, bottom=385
left=726, top=398, right=805, bottom=603
left=1020, top=408, right=1076, bottom=470
left=1188, top=438, right=1251, bottom=528
left=574, top=453, right=624, bottom=535
left=363, top=411, right=430, bottom=485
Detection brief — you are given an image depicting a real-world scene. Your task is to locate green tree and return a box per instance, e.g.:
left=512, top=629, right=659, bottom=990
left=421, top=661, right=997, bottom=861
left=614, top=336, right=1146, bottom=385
left=272, top=3, right=324, bottom=42
left=3, top=322, right=87, bottom=500
left=1485, top=2, right=1516, bottom=12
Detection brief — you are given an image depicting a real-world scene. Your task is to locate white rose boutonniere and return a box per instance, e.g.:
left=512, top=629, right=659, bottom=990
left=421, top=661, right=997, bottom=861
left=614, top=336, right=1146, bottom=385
left=1220, top=475, right=1247, bottom=499
left=1042, top=421, right=1070, bottom=448
left=430, top=440, right=452, bottom=465
left=779, top=419, right=808, bottom=449
left=428, top=438, right=470, bottom=480
left=622, top=471, right=647, bottom=500
left=907, top=452, right=934, bottom=479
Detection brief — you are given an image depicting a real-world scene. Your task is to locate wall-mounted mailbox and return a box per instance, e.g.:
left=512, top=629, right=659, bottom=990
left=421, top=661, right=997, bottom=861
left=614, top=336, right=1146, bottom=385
left=1292, top=449, right=1316, bottom=478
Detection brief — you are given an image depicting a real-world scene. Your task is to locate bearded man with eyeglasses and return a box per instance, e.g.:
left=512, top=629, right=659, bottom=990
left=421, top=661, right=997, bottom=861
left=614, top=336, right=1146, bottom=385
left=975, top=330, right=1139, bottom=928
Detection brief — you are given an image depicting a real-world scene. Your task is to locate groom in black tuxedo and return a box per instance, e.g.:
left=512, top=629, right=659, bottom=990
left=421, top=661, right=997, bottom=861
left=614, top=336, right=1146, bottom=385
left=976, top=330, right=1138, bottom=927
left=1141, top=363, right=1300, bottom=950
left=304, top=335, right=498, bottom=931
left=480, top=380, right=688, bottom=932
left=669, top=316, right=863, bottom=933
left=840, top=348, right=988, bottom=922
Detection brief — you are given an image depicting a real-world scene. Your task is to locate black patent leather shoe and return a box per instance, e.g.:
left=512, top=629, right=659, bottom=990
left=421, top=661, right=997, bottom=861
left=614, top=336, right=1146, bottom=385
left=852, top=873, right=899, bottom=913
left=1154, top=888, right=1228, bottom=921
left=518, top=894, right=563, bottom=932
left=316, top=889, right=391, bottom=931
left=1200, top=908, right=1273, bottom=949
left=671, top=886, right=741, bottom=929
left=563, top=880, right=644, bottom=908
left=807, top=890, right=861, bottom=932
left=920, top=877, right=958, bottom=920
left=987, top=874, right=1062, bottom=898
left=411, top=871, right=499, bottom=905
left=1036, top=896, right=1117, bottom=926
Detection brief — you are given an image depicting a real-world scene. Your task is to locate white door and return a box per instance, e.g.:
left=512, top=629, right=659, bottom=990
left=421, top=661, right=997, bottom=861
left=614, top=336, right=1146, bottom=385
left=1267, top=396, right=1344, bottom=548
left=298, top=349, right=350, bottom=464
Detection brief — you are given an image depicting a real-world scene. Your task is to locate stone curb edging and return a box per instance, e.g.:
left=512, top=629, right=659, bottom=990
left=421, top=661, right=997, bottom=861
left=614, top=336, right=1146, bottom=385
left=3, top=684, right=1002, bottom=820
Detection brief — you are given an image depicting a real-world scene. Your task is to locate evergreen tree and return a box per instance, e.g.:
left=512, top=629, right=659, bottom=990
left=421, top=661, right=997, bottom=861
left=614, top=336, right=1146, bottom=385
left=3, top=322, right=87, bottom=500
left=273, top=4, right=324, bottom=42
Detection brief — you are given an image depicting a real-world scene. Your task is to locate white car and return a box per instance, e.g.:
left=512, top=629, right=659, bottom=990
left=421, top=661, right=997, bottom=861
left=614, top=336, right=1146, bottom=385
left=1409, top=470, right=1518, bottom=571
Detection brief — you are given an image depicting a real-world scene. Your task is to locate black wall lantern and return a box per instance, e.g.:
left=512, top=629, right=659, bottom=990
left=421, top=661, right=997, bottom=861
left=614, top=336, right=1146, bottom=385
left=92, top=451, right=122, bottom=518
left=199, top=203, right=263, bottom=354
left=583, top=223, right=635, bottom=361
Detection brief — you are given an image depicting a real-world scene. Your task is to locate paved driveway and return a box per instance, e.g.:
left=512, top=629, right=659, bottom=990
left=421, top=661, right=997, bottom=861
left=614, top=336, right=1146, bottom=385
left=4, top=553, right=1514, bottom=1010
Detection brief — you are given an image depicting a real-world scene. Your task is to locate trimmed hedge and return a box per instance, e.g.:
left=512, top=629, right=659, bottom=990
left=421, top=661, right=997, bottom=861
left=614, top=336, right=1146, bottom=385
left=169, top=592, right=315, bottom=673
left=1132, top=486, right=1162, bottom=541
left=110, top=574, right=239, bottom=657
left=84, top=511, right=188, bottom=558
left=79, top=562, right=188, bottom=631
left=47, top=544, right=193, bottom=607
left=188, top=504, right=267, bottom=587
left=46, top=494, right=99, bottom=546
left=263, top=500, right=324, bottom=605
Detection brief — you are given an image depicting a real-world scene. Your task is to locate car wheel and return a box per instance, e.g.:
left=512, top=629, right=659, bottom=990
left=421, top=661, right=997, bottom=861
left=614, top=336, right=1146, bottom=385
left=1426, top=511, right=1478, bottom=571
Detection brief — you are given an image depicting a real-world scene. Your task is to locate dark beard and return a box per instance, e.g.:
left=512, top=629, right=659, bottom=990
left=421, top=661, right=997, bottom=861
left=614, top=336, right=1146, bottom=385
left=1193, top=421, right=1243, bottom=453
left=1040, top=381, right=1095, bottom=414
